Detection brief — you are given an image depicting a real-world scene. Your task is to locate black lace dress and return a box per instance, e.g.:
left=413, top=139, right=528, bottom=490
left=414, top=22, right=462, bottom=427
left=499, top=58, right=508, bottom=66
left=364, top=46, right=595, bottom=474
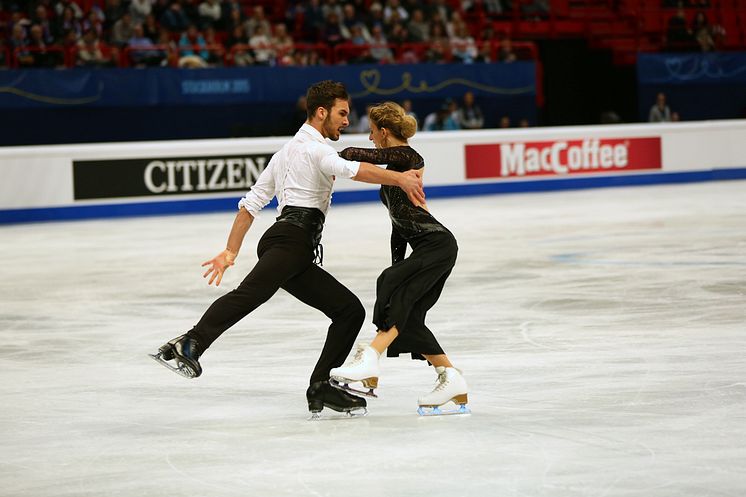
left=339, top=146, right=458, bottom=360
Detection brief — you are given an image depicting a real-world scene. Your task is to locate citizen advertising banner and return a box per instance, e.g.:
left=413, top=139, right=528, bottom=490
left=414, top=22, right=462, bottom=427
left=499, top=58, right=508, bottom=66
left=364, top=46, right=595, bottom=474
left=73, top=154, right=273, bottom=200
left=464, top=137, right=662, bottom=179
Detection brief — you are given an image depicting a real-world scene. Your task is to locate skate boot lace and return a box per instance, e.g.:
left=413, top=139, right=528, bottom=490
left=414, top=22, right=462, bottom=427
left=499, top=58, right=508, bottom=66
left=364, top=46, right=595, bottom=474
left=349, top=345, right=366, bottom=366
left=432, top=371, right=449, bottom=392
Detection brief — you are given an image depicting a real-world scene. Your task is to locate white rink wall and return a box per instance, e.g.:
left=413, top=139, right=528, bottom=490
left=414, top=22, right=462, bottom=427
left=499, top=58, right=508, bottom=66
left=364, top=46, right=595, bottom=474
left=1, top=119, right=745, bottom=223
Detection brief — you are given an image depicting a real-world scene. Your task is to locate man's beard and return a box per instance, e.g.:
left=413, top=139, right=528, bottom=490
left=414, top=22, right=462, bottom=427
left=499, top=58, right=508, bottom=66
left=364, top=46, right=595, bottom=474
left=323, top=116, right=339, bottom=141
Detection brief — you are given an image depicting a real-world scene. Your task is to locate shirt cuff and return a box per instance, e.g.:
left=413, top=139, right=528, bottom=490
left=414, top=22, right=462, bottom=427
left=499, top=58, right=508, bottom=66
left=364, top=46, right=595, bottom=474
left=237, top=197, right=261, bottom=218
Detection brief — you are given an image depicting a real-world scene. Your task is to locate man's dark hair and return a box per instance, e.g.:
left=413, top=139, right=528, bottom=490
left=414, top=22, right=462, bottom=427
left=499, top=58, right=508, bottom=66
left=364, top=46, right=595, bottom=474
left=306, top=80, right=349, bottom=120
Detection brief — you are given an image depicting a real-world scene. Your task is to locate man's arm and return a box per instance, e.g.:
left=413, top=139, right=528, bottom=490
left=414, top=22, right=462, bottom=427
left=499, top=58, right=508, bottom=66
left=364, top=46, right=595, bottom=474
left=353, top=162, right=426, bottom=206
left=202, top=207, right=255, bottom=286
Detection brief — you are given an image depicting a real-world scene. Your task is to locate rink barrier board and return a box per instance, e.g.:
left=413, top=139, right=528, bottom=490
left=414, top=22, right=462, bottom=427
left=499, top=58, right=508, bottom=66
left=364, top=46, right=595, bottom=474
left=2, top=167, right=745, bottom=225
left=3, top=120, right=746, bottom=224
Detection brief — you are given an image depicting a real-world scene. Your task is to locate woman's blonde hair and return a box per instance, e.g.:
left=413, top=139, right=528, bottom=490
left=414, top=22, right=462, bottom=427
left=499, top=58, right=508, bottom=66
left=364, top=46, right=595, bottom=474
left=368, top=101, right=418, bottom=141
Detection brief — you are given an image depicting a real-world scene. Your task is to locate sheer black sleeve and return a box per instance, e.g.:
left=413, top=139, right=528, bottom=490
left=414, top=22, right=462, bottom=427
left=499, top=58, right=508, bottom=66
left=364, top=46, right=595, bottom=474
left=340, top=146, right=424, bottom=172
left=390, top=227, right=407, bottom=264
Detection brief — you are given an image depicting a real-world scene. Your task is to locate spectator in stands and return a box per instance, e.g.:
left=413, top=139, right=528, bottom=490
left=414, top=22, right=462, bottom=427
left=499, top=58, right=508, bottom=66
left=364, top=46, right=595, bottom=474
left=458, top=91, right=484, bottom=129
left=691, top=11, right=723, bottom=52
left=519, top=118, right=530, bottom=127
left=321, top=10, right=345, bottom=46
left=499, top=115, right=511, bottom=128
left=666, top=5, right=693, bottom=50
left=104, top=0, right=128, bottom=29
left=350, top=103, right=374, bottom=133
left=160, top=1, right=191, bottom=33
left=301, top=0, right=326, bottom=40
left=322, top=0, right=344, bottom=20
left=19, top=24, right=60, bottom=68
left=178, top=24, right=209, bottom=68
left=428, top=10, right=450, bottom=41
left=450, top=21, right=477, bottom=63
left=198, top=0, right=222, bottom=29
left=498, top=36, right=517, bottom=62
left=32, top=5, right=55, bottom=44
left=366, top=2, right=385, bottom=32
left=340, top=3, right=366, bottom=36
left=475, top=41, right=493, bottom=63
left=111, top=12, right=135, bottom=47
left=249, top=23, right=274, bottom=65
left=348, top=22, right=372, bottom=45
left=128, top=22, right=161, bottom=67
left=222, top=0, right=242, bottom=20
left=8, top=7, right=30, bottom=32
left=55, top=0, right=83, bottom=20
left=156, top=27, right=179, bottom=65
left=76, top=29, right=115, bottom=67
left=143, top=13, right=159, bottom=40
left=56, top=5, right=83, bottom=40
left=384, top=0, right=409, bottom=23
left=306, top=48, right=325, bottom=65
left=406, top=8, right=429, bottom=42
left=224, top=5, right=244, bottom=32
left=424, top=102, right=460, bottom=131
left=445, top=11, right=464, bottom=39
left=82, top=9, right=105, bottom=39
left=428, top=0, right=452, bottom=23
left=369, top=23, right=394, bottom=63
left=402, top=99, right=418, bottom=127
left=388, top=21, right=412, bottom=45
left=272, top=23, right=295, bottom=63
left=649, top=92, right=672, bottom=122
left=203, top=26, right=224, bottom=65
left=152, top=0, right=171, bottom=20
left=226, top=25, right=253, bottom=66
left=9, top=23, right=30, bottom=64
left=129, top=0, right=152, bottom=24
left=244, top=5, right=271, bottom=39
left=425, top=23, right=448, bottom=63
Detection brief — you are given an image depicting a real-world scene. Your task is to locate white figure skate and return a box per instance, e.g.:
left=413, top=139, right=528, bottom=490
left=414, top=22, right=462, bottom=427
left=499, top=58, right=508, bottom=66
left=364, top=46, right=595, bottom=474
left=329, top=344, right=381, bottom=398
left=417, top=366, right=471, bottom=416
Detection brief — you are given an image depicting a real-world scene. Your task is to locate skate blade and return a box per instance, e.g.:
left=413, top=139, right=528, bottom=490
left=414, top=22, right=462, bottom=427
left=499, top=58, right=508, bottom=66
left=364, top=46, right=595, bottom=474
left=329, top=378, right=378, bottom=398
left=148, top=353, right=197, bottom=379
left=417, top=404, right=471, bottom=417
left=308, top=407, right=368, bottom=421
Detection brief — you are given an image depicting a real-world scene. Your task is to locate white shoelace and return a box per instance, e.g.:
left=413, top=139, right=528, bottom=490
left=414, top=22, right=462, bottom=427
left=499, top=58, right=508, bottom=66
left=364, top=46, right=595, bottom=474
left=431, top=371, right=449, bottom=392
left=348, top=346, right=367, bottom=366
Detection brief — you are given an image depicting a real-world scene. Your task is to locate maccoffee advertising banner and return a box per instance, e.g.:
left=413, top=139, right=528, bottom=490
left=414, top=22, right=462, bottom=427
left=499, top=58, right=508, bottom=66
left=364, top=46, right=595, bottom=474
left=465, top=137, right=662, bottom=179
left=73, top=154, right=273, bottom=200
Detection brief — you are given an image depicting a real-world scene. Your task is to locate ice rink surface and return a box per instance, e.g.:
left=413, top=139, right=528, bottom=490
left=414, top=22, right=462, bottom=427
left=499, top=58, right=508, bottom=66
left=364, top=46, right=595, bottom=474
left=1, top=180, right=745, bottom=497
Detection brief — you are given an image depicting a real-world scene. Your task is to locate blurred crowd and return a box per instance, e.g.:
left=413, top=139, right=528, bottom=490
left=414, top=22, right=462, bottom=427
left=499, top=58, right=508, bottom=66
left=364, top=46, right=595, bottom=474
left=0, top=0, right=534, bottom=69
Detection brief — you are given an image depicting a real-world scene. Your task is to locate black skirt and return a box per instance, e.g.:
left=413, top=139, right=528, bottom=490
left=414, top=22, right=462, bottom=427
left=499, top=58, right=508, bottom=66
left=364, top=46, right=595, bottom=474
left=372, top=230, right=458, bottom=360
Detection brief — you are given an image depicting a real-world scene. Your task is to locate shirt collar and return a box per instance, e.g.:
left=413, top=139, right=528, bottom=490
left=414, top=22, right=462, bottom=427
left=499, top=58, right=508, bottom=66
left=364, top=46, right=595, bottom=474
left=300, top=123, right=326, bottom=144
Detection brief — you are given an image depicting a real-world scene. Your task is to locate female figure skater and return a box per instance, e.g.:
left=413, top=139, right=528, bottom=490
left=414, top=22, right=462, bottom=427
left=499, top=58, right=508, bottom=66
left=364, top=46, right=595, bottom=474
left=329, top=102, right=469, bottom=415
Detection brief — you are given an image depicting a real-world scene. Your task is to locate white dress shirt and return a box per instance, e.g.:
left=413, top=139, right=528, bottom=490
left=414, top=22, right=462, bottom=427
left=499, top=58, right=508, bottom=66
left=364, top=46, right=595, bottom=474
left=238, top=123, right=361, bottom=217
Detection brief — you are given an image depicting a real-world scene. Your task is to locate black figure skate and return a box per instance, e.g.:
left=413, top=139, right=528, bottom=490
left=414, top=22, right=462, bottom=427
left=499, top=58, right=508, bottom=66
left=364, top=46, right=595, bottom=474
left=149, top=334, right=203, bottom=378
left=306, top=381, right=367, bottom=420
